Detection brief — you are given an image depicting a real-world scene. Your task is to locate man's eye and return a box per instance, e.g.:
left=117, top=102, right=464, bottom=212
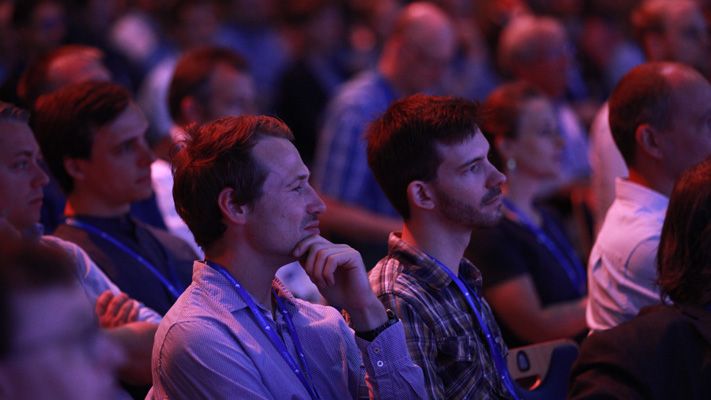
left=12, top=160, right=29, bottom=170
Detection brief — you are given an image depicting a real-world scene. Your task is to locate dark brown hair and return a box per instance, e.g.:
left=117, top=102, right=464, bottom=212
left=479, top=81, right=546, bottom=170
left=367, top=94, right=480, bottom=220
left=168, top=46, right=249, bottom=124
left=172, top=115, right=294, bottom=250
left=30, top=81, right=130, bottom=194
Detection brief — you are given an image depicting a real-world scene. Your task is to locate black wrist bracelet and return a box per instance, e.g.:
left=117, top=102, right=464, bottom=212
left=355, top=309, right=399, bottom=341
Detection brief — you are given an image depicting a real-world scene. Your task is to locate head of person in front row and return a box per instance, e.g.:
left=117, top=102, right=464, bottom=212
left=0, top=236, right=123, bottom=400
left=657, top=157, right=711, bottom=308
left=586, top=61, right=711, bottom=332
left=30, top=81, right=154, bottom=219
left=156, top=115, right=424, bottom=398
left=0, top=102, right=49, bottom=237
left=610, top=62, right=711, bottom=198
left=464, top=81, right=587, bottom=347
left=366, top=94, right=513, bottom=399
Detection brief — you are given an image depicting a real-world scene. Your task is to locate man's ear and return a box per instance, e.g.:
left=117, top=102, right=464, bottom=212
left=406, top=180, right=436, bottom=212
left=217, top=188, right=249, bottom=225
left=63, top=157, right=87, bottom=181
left=635, top=123, right=664, bottom=160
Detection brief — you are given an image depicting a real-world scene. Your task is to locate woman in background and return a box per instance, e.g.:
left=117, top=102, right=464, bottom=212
left=465, top=81, right=587, bottom=346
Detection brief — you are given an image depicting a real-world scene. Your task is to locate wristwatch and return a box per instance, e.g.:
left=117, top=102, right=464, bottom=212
left=355, top=309, right=399, bottom=341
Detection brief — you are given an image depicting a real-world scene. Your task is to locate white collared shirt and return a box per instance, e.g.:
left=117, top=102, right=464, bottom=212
left=586, top=178, right=669, bottom=331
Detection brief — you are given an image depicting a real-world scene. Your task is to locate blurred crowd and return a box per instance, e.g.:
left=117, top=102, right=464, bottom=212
left=1, top=0, right=711, bottom=399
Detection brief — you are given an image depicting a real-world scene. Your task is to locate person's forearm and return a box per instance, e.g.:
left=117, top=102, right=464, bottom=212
left=348, top=294, right=388, bottom=332
left=105, top=321, right=157, bottom=385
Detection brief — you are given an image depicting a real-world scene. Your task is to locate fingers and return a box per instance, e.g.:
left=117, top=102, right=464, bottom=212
left=292, top=234, right=327, bottom=259
left=96, top=291, right=136, bottom=328
left=95, top=290, right=114, bottom=317
left=297, top=237, right=358, bottom=288
left=105, top=292, right=129, bottom=319
left=113, top=298, right=135, bottom=325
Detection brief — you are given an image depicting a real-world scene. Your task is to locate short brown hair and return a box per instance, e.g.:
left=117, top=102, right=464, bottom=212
left=168, top=46, right=249, bottom=124
left=479, top=81, right=546, bottom=170
left=31, top=81, right=131, bottom=194
left=172, top=115, right=294, bottom=250
left=367, top=94, right=481, bottom=220
left=608, top=62, right=676, bottom=167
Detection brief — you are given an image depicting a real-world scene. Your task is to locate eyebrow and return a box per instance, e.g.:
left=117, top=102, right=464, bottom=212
left=457, top=154, right=486, bottom=172
left=286, top=173, right=309, bottom=186
left=11, top=150, right=34, bottom=158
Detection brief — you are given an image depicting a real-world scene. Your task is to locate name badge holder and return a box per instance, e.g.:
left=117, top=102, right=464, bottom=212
left=502, top=199, right=587, bottom=296
left=206, top=260, right=320, bottom=400
left=66, top=218, right=184, bottom=299
left=428, top=254, right=521, bottom=400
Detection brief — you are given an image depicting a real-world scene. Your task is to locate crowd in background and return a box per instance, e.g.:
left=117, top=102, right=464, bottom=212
left=1, top=0, right=711, bottom=399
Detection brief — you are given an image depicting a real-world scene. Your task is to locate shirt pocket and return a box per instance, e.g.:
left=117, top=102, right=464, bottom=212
left=436, top=334, right=479, bottom=363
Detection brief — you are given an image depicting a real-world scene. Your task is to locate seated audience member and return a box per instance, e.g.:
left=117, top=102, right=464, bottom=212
left=154, top=45, right=255, bottom=255
left=465, top=82, right=587, bottom=347
left=313, top=2, right=456, bottom=266
left=17, top=44, right=166, bottom=233
left=30, top=81, right=196, bottom=316
left=569, top=157, right=711, bottom=399
left=0, top=235, right=125, bottom=400
left=0, top=101, right=158, bottom=388
left=587, top=62, right=711, bottom=331
left=150, top=116, right=425, bottom=398
left=588, top=0, right=710, bottom=232
left=497, top=15, right=591, bottom=187
left=367, top=95, right=520, bottom=399
left=162, top=45, right=322, bottom=302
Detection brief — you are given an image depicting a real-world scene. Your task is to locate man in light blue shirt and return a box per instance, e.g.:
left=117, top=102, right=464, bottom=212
left=150, top=115, right=425, bottom=399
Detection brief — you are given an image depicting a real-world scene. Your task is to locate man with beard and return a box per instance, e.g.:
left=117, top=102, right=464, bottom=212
left=367, top=94, right=518, bottom=399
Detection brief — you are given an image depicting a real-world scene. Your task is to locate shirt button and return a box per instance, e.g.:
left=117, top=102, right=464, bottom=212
left=376, top=360, right=384, bottom=367
left=373, top=347, right=381, bottom=354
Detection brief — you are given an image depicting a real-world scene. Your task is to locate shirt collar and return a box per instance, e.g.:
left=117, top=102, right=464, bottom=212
left=194, top=260, right=298, bottom=314
left=386, top=232, right=482, bottom=291
left=614, top=178, right=669, bottom=213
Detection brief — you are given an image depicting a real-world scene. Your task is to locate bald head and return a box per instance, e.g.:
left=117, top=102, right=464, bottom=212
left=610, top=62, right=711, bottom=190
left=498, top=15, right=571, bottom=97
left=380, top=2, right=455, bottom=94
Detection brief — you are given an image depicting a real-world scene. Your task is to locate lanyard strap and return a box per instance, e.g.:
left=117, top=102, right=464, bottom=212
left=65, top=218, right=183, bottom=300
left=206, top=260, right=320, bottom=400
left=502, top=199, right=586, bottom=296
left=428, top=254, right=521, bottom=400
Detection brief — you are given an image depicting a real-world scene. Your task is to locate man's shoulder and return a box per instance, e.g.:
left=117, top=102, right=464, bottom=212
left=369, top=256, right=431, bottom=301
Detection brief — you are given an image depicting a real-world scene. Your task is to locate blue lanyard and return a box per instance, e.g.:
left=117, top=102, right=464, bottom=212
left=428, top=254, right=521, bottom=400
left=206, top=260, right=320, bottom=400
left=65, top=218, right=183, bottom=300
left=502, top=199, right=587, bottom=296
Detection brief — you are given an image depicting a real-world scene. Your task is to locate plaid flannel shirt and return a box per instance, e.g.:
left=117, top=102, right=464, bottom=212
left=369, top=233, right=513, bottom=400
